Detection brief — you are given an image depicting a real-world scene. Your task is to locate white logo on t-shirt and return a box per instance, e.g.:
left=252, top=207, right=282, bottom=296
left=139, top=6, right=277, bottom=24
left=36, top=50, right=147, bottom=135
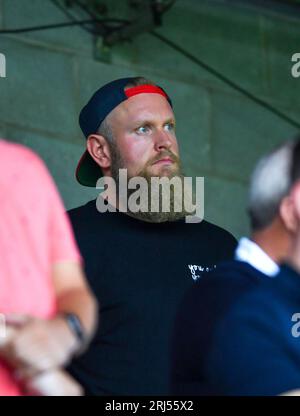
left=188, top=264, right=216, bottom=281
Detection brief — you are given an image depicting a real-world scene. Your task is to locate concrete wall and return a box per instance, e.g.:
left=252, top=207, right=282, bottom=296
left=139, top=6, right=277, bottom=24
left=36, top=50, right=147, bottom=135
left=0, top=0, right=299, bottom=238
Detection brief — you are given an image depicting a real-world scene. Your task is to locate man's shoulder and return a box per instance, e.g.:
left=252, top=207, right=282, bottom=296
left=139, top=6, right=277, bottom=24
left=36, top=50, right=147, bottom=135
left=194, top=218, right=236, bottom=239
left=67, top=200, right=102, bottom=232
left=229, top=265, right=299, bottom=320
left=173, top=260, right=263, bottom=372
left=68, top=199, right=96, bottom=217
left=0, top=140, right=37, bottom=161
left=68, top=200, right=107, bottom=223
left=0, top=140, right=52, bottom=183
left=185, top=220, right=237, bottom=264
left=190, top=260, right=260, bottom=301
left=209, top=265, right=297, bottom=339
left=175, top=260, right=263, bottom=331
left=209, top=259, right=266, bottom=282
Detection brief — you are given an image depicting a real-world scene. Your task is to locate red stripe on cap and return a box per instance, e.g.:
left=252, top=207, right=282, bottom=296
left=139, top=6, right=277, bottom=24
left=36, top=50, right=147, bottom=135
left=124, top=84, right=168, bottom=99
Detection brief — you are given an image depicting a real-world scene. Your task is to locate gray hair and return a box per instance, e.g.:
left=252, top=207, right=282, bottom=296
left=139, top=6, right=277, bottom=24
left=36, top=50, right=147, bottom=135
left=248, top=141, right=295, bottom=231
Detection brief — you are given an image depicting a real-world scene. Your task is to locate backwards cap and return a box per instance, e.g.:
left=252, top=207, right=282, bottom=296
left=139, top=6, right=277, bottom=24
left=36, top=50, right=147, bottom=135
left=76, top=77, right=172, bottom=187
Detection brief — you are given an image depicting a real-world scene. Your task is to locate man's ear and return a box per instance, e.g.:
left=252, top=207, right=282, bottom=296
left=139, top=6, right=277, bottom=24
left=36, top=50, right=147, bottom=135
left=280, top=190, right=300, bottom=233
left=86, top=134, right=111, bottom=171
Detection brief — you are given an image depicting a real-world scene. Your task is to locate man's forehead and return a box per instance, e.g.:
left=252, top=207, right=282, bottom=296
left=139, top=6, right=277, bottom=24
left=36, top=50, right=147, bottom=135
left=110, top=93, right=174, bottom=122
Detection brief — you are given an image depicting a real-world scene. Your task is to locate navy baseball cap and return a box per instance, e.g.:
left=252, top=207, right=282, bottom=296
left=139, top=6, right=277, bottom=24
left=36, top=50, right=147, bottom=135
left=76, top=77, right=172, bottom=187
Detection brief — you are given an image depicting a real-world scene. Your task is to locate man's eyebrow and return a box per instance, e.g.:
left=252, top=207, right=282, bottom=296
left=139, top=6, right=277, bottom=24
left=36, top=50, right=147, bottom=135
left=164, top=118, right=176, bottom=125
left=132, top=118, right=153, bottom=126
left=131, top=117, right=176, bottom=126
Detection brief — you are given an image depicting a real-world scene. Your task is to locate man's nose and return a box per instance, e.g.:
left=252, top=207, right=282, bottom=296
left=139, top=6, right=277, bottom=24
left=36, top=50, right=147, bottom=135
left=153, top=130, right=172, bottom=152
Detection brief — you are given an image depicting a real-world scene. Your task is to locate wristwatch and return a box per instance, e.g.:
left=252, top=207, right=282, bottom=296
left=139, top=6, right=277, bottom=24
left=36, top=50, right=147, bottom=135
left=63, top=313, right=86, bottom=346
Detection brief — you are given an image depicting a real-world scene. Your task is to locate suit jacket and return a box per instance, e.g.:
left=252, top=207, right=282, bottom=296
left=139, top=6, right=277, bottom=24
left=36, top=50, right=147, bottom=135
left=171, top=260, right=300, bottom=395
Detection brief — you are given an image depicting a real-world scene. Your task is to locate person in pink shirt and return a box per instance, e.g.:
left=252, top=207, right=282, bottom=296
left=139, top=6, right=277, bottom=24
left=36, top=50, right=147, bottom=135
left=0, top=139, right=97, bottom=395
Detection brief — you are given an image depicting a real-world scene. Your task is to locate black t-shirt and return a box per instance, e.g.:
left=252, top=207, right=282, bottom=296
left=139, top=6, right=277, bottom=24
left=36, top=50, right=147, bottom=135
left=67, top=200, right=237, bottom=395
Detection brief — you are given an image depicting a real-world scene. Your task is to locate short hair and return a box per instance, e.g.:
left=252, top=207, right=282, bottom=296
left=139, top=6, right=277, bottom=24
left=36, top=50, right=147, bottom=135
left=97, top=76, right=156, bottom=144
left=248, top=139, right=298, bottom=231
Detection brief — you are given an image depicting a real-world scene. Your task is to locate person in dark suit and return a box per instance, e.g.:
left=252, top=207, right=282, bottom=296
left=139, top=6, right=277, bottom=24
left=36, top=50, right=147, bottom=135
left=171, top=137, right=300, bottom=396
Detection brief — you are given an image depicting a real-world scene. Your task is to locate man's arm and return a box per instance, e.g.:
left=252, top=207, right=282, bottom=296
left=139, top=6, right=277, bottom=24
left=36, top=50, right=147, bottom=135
left=1, top=262, right=98, bottom=380
left=52, top=260, right=98, bottom=349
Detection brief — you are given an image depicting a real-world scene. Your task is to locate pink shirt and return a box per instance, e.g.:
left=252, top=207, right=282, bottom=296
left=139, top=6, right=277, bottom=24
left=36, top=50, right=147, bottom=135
left=0, top=140, right=82, bottom=395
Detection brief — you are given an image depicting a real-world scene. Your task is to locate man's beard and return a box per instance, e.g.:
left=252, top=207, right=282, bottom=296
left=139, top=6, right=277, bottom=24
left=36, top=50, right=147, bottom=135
left=109, top=142, right=195, bottom=223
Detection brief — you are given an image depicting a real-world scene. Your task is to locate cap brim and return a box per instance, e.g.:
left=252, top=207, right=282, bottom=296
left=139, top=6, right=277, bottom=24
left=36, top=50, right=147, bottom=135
left=76, top=150, right=103, bottom=187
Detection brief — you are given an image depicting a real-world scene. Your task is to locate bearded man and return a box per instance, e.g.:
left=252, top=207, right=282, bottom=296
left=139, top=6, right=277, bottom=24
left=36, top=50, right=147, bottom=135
left=67, top=77, right=237, bottom=395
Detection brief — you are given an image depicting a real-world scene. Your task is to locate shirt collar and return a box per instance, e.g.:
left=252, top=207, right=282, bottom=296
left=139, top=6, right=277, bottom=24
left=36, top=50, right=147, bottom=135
left=235, top=237, right=279, bottom=277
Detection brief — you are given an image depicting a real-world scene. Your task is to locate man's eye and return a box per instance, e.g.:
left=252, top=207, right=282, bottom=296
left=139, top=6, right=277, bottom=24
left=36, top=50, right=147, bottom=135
left=164, top=123, right=175, bottom=132
left=136, top=126, right=150, bottom=134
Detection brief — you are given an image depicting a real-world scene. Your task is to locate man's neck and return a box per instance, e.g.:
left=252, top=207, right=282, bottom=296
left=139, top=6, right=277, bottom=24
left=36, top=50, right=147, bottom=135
left=251, top=227, right=290, bottom=265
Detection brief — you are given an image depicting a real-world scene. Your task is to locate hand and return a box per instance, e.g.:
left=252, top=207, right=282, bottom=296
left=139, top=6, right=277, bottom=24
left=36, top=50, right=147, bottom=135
left=2, top=314, right=80, bottom=380
left=24, top=369, right=83, bottom=396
